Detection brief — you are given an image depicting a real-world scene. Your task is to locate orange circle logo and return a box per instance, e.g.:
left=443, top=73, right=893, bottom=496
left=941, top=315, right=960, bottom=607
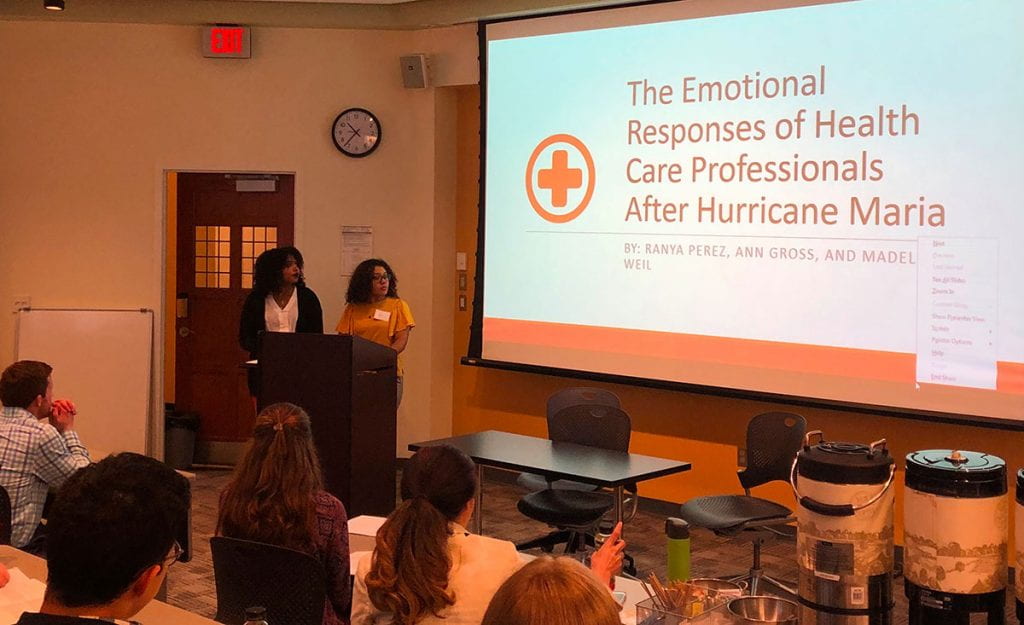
left=525, top=134, right=596, bottom=223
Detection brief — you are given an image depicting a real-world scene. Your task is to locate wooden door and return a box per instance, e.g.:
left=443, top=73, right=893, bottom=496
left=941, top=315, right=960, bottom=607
left=175, top=173, right=295, bottom=443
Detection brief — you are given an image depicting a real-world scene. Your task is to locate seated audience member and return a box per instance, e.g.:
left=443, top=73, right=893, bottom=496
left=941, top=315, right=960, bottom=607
left=481, top=556, right=623, bottom=625
left=16, top=452, right=190, bottom=625
left=351, top=444, right=626, bottom=625
left=217, top=403, right=350, bottom=625
left=0, top=360, right=91, bottom=550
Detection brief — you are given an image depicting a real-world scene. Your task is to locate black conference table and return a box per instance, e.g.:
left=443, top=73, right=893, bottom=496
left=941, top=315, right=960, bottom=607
left=408, top=429, right=692, bottom=536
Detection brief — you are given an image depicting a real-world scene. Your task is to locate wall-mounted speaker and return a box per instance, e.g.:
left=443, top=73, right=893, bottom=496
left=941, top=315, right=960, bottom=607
left=400, top=54, right=429, bottom=89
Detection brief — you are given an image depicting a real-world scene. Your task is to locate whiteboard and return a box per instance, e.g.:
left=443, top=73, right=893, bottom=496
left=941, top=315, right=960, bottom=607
left=15, top=308, right=153, bottom=455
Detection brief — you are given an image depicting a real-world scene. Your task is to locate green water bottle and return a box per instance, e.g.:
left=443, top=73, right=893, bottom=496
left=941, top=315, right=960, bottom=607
left=666, top=517, right=690, bottom=581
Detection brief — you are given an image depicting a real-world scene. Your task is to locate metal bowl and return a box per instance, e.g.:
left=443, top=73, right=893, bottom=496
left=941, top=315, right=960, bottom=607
left=727, top=595, right=799, bottom=624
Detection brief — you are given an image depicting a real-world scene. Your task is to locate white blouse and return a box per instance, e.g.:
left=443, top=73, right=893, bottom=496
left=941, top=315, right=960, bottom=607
left=264, top=289, right=298, bottom=333
left=351, top=523, right=523, bottom=625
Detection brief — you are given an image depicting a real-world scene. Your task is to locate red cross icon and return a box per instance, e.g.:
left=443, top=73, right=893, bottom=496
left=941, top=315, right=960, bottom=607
left=525, top=133, right=596, bottom=224
left=536, top=150, right=583, bottom=208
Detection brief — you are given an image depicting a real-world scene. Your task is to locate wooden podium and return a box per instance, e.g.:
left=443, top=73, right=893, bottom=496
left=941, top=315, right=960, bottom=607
left=258, top=332, right=397, bottom=517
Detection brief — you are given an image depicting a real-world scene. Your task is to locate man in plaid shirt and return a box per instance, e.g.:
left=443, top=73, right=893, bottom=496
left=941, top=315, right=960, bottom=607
left=0, top=360, right=91, bottom=550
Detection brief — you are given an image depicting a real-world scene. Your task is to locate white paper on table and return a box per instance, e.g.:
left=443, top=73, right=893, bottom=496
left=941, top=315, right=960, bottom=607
left=348, top=515, right=387, bottom=537
left=0, top=567, right=46, bottom=624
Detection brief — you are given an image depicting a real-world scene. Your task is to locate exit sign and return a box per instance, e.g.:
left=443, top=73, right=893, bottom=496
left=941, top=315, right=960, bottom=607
left=202, top=26, right=251, bottom=58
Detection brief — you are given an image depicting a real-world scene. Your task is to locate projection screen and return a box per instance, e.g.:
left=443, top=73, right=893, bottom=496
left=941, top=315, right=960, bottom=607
left=474, top=0, right=1024, bottom=424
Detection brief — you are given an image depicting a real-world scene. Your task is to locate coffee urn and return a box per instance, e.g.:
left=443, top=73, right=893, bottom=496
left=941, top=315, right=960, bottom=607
left=904, top=449, right=1007, bottom=625
left=791, top=432, right=896, bottom=624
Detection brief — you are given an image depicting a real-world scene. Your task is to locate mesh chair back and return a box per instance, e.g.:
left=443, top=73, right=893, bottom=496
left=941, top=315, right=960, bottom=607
left=546, top=387, right=620, bottom=421
left=211, top=536, right=327, bottom=625
left=0, top=484, right=11, bottom=545
left=548, top=404, right=631, bottom=452
left=738, top=411, right=806, bottom=490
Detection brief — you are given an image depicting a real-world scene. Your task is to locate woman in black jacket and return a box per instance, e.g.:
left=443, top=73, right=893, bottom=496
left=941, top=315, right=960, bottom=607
left=239, top=246, right=323, bottom=395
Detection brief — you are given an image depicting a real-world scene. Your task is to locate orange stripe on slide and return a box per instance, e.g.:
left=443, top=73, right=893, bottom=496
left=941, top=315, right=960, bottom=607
left=484, top=318, right=1024, bottom=394
left=998, top=362, right=1024, bottom=394
left=484, top=317, right=915, bottom=383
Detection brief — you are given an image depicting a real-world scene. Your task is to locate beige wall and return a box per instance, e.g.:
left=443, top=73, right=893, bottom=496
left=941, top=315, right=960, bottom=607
left=0, top=19, right=476, bottom=454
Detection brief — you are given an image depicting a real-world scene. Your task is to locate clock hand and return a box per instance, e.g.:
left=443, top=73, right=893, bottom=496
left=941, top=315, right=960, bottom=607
left=344, top=133, right=357, bottom=147
left=346, top=122, right=362, bottom=137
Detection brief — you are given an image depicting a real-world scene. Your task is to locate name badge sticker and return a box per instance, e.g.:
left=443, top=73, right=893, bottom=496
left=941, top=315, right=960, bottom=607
left=373, top=309, right=392, bottom=322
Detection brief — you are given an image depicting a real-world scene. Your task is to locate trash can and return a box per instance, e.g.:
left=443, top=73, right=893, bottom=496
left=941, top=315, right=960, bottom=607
left=165, top=410, right=200, bottom=470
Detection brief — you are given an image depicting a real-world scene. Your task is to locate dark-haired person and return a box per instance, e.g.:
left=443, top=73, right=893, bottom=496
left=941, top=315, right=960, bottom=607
left=239, top=246, right=324, bottom=396
left=0, top=360, right=91, bottom=551
left=350, top=445, right=625, bottom=625
left=217, top=403, right=350, bottom=625
left=336, top=258, right=415, bottom=405
left=15, top=452, right=190, bottom=625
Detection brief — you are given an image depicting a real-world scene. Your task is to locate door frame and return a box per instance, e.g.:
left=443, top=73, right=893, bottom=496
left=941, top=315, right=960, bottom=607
left=156, top=166, right=300, bottom=463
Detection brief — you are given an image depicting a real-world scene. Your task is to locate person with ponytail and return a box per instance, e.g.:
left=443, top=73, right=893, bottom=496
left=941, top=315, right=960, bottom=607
left=350, top=444, right=626, bottom=625
left=216, top=403, right=350, bottom=625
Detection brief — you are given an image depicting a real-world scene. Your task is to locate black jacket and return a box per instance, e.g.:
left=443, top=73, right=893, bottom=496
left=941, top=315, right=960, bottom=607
left=238, top=285, right=324, bottom=358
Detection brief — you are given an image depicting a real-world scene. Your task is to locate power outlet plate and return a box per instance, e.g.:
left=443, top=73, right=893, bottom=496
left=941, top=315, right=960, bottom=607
left=13, top=295, right=31, bottom=313
left=737, top=447, right=747, bottom=467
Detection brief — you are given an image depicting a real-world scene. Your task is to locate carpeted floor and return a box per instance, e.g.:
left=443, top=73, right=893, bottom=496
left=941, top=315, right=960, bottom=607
left=166, top=468, right=1017, bottom=624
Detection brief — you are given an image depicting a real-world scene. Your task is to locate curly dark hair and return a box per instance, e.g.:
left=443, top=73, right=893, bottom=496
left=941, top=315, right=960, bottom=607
left=345, top=258, right=398, bottom=304
left=252, top=246, right=306, bottom=297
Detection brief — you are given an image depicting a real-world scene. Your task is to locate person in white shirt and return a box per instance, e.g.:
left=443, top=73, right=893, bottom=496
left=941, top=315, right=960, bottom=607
left=238, top=246, right=323, bottom=396
left=351, top=445, right=625, bottom=625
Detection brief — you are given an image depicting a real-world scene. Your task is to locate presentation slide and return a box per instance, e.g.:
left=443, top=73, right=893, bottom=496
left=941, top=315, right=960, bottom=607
left=480, top=0, right=1024, bottom=422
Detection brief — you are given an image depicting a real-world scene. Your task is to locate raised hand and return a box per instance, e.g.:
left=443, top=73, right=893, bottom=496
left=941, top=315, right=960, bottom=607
left=589, top=521, right=626, bottom=588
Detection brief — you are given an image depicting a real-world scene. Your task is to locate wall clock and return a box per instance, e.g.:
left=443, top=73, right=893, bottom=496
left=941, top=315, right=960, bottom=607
left=331, top=108, right=381, bottom=158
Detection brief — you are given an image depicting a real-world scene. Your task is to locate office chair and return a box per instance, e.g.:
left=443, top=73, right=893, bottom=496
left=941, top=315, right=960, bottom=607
left=211, top=536, right=327, bottom=625
left=678, top=411, right=806, bottom=596
left=516, top=404, right=635, bottom=558
left=516, top=386, right=622, bottom=493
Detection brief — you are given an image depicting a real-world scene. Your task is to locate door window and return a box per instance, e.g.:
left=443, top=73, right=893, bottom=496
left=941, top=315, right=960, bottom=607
left=195, top=226, right=231, bottom=288
left=241, top=226, right=278, bottom=288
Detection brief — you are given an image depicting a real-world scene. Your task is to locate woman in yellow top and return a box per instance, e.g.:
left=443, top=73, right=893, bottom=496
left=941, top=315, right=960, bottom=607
left=337, top=259, right=415, bottom=405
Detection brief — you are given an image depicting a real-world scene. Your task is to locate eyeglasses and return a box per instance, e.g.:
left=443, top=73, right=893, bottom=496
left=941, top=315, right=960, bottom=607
left=372, top=273, right=390, bottom=282
left=162, top=541, right=184, bottom=569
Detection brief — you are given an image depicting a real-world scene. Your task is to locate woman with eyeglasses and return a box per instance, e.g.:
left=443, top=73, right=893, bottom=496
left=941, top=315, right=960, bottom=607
left=217, top=403, right=350, bottom=625
left=337, top=258, right=415, bottom=405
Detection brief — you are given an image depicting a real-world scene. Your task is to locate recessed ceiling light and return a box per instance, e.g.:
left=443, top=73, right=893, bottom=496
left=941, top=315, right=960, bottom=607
left=44, top=0, right=65, bottom=11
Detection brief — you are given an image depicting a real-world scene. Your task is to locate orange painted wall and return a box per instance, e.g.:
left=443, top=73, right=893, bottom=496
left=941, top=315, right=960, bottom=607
left=450, top=87, right=1024, bottom=543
